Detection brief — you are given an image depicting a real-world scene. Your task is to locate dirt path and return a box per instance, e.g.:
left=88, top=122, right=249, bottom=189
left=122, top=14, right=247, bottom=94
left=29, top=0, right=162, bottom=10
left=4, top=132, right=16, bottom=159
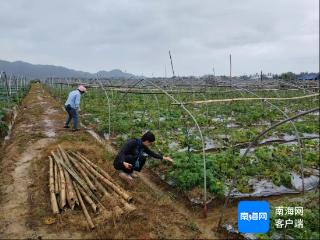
left=0, top=83, right=211, bottom=239
left=0, top=85, right=54, bottom=237
left=0, top=84, right=83, bottom=238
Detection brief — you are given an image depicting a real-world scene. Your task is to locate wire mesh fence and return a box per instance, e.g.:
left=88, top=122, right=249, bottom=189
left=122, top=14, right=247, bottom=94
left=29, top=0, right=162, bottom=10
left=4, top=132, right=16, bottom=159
left=0, top=71, right=30, bottom=138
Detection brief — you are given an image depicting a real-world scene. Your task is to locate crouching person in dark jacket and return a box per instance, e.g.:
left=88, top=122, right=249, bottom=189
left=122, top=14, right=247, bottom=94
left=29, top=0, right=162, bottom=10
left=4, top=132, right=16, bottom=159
left=114, top=131, right=173, bottom=182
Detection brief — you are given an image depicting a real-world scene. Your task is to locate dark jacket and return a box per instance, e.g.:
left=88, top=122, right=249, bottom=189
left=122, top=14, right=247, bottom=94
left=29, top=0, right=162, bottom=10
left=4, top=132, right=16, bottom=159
left=114, top=138, right=163, bottom=170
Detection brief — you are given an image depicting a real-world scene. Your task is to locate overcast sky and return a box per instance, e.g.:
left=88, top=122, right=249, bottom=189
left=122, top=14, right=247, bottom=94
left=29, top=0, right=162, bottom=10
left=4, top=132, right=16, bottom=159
left=0, top=0, right=319, bottom=76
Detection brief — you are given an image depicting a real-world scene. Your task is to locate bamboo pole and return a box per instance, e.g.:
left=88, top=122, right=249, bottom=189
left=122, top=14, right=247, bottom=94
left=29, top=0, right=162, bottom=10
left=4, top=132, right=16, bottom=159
left=67, top=153, right=97, bottom=193
left=93, top=171, right=136, bottom=213
left=49, top=156, right=59, bottom=214
left=74, top=182, right=95, bottom=230
left=56, top=150, right=77, bottom=210
left=58, top=145, right=72, bottom=167
left=74, top=152, right=114, bottom=182
left=53, top=152, right=100, bottom=204
left=95, top=177, right=112, bottom=199
left=52, top=152, right=66, bottom=209
left=173, top=93, right=320, bottom=105
left=54, top=160, right=59, bottom=194
left=57, top=147, right=79, bottom=206
left=64, top=170, right=77, bottom=209
left=75, top=182, right=98, bottom=213
left=79, top=162, right=107, bottom=199
left=57, top=168, right=61, bottom=198
left=74, top=152, right=134, bottom=205
left=70, top=152, right=132, bottom=202
left=92, top=174, right=118, bottom=208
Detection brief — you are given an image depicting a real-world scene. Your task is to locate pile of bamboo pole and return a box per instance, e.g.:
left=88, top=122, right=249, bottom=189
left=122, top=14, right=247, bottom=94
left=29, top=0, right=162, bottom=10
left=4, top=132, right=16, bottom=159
left=48, top=145, right=135, bottom=230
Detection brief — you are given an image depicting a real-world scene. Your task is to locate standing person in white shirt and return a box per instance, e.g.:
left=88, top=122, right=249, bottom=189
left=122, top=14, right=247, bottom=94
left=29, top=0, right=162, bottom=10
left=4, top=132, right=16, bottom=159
left=64, top=85, right=87, bottom=131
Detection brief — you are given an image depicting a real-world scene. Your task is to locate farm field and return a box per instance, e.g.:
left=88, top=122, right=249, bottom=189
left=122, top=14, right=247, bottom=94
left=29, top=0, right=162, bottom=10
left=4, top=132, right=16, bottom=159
left=0, top=76, right=319, bottom=239
left=47, top=80, right=319, bottom=199
left=44, top=78, right=319, bottom=239
left=0, top=73, right=29, bottom=140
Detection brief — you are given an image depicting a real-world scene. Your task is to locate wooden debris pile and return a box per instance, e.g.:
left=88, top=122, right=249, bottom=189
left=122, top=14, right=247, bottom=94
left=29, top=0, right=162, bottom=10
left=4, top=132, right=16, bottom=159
left=48, top=145, right=135, bottom=229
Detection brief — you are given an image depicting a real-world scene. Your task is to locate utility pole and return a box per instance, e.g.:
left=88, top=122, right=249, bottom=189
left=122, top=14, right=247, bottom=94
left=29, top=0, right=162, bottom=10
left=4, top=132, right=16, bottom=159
left=169, top=50, right=175, bottom=77
left=210, top=64, right=216, bottom=86
left=229, top=54, right=232, bottom=87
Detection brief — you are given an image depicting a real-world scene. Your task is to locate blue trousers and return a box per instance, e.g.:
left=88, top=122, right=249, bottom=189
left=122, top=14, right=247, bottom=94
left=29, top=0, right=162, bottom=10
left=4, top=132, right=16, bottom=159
left=65, top=104, right=78, bottom=129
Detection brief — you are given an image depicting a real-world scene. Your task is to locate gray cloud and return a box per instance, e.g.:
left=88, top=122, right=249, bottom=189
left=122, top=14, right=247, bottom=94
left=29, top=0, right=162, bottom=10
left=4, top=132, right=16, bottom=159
left=0, top=0, right=318, bottom=76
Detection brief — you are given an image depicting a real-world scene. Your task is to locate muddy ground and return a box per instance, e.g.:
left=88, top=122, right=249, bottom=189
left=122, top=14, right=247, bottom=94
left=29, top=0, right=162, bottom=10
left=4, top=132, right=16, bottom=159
left=0, top=83, right=232, bottom=239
